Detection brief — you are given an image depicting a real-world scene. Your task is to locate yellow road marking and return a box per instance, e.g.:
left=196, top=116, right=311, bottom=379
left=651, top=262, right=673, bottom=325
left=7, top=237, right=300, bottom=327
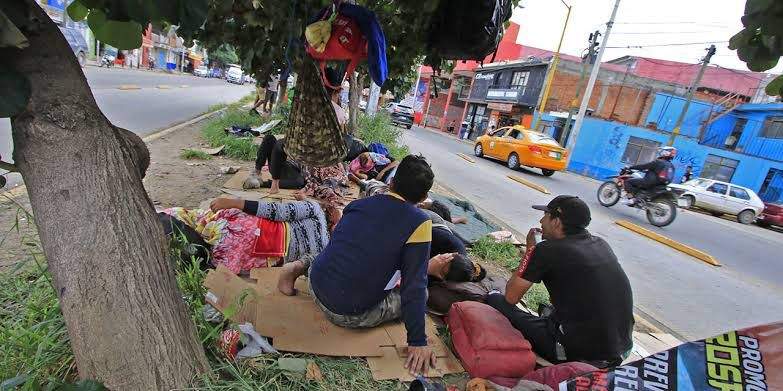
left=507, top=175, right=550, bottom=194
left=118, top=84, right=140, bottom=90
left=180, top=85, right=189, bottom=88
left=456, top=153, right=475, bottom=163
left=615, top=220, right=721, bottom=267
left=156, top=84, right=172, bottom=89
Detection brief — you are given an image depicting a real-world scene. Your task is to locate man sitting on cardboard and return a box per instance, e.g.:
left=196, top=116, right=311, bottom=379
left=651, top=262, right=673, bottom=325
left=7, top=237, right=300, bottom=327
left=487, top=195, right=634, bottom=368
left=278, top=155, right=437, bottom=375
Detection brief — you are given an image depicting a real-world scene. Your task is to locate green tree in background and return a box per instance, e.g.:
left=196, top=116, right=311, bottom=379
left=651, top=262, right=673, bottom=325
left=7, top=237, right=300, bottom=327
left=208, top=43, right=240, bottom=67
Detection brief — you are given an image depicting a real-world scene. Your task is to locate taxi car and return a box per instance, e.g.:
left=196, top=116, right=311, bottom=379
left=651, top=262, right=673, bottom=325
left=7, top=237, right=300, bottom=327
left=474, top=125, right=568, bottom=176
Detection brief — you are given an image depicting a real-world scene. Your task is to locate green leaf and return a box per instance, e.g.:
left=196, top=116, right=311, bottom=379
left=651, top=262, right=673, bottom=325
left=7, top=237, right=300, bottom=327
left=748, top=56, right=779, bottom=71
left=765, top=74, right=783, bottom=97
left=745, top=0, right=774, bottom=15
left=92, top=19, right=143, bottom=50
left=87, top=7, right=107, bottom=31
left=0, top=67, right=31, bottom=117
left=729, top=29, right=754, bottom=50
left=67, top=0, right=89, bottom=22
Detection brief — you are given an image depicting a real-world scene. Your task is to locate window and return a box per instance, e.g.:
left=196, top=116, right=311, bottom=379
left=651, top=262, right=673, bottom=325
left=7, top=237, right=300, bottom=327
left=505, top=129, right=522, bottom=139
left=729, top=186, right=751, bottom=200
left=706, top=183, right=728, bottom=195
left=511, top=71, right=530, bottom=88
left=761, top=116, right=783, bottom=139
left=701, top=154, right=739, bottom=182
left=724, top=118, right=747, bottom=150
left=621, top=136, right=661, bottom=165
left=527, top=132, right=560, bottom=146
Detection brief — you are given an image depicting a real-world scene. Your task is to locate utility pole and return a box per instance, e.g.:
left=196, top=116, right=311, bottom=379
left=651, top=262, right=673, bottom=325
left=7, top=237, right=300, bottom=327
left=565, top=0, right=622, bottom=160
left=559, top=30, right=599, bottom=145
left=532, top=1, right=572, bottom=130
left=667, top=44, right=716, bottom=146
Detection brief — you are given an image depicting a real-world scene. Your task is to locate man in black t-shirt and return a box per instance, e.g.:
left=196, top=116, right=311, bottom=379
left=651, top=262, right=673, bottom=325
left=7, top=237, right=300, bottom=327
left=486, top=195, right=634, bottom=367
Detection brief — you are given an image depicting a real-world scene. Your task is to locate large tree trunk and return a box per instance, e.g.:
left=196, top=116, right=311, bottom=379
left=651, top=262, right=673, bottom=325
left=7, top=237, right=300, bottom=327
left=2, top=2, right=209, bottom=389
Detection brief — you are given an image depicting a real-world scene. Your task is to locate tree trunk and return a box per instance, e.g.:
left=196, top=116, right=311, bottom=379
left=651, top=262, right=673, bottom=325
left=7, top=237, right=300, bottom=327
left=2, top=2, right=209, bottom=390
left=349, top=71, right=360, bottom=134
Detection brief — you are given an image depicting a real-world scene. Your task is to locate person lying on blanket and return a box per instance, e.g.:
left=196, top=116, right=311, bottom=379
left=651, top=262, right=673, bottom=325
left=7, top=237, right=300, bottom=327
left=162, top=198, right=341, bottom=275
left=277, top=155, right=438, bottom=375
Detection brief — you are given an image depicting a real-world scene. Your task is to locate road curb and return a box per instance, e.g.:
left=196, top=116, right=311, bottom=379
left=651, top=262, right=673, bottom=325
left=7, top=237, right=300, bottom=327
left=615, top=220, right=721, bottom=266
left=456, top=153, right=475, bottom=163
left=1, top=106, right=229, bottom=201
left=507, top=175, right=551, bottom=194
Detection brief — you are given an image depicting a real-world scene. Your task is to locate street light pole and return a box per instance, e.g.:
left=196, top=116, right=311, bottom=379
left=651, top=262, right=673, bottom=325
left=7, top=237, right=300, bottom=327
left=532, top=0, right=572, bottom=131
left=667, top=44, right=716, bottom=146
left=565, top=0, right=622, bottom=161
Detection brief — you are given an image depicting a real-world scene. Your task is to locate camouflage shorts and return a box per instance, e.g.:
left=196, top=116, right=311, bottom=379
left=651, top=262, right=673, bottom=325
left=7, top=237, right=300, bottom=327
left=300, top=253, right=402, bottom=328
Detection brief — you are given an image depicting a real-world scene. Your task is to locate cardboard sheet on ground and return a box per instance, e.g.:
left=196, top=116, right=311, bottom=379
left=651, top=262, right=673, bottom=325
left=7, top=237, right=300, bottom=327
left=428, top=192, right=501, bottom=244
left=204, top=266, right=464, bottom=380
left=223, top=170, right=361, bottom=203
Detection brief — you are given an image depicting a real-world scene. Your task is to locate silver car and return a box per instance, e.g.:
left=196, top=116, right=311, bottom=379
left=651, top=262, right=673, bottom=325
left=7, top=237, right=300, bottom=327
left=669, top=178, right=765, bottom=224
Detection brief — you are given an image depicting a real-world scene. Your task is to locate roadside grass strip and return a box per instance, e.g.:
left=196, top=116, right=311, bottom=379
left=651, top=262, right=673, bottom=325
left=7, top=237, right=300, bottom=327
left=615, top=220, right=721, bottom=266
left=507, top=175, right=550, bottom=194
left=456, top=153, right=475, bottom=163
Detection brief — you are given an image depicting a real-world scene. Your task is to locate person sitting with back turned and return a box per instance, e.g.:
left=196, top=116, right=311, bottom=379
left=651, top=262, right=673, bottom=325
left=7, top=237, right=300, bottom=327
left=277, top=155, right=437, bottom=375
left=486, top=195, right=634, bottom=368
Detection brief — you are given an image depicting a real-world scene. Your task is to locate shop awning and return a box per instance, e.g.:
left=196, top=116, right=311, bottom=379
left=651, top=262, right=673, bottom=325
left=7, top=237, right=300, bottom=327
left=188, top=52, right=203, bottom=61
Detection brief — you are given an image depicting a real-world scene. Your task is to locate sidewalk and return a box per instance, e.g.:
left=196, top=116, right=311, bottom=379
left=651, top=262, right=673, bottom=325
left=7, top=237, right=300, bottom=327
left=85, top=60, right=190, bottom=76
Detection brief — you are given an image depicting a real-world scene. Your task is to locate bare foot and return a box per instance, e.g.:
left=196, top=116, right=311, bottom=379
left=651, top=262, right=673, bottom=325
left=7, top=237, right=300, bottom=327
left=277, top=260, right=306, bottom=296
left=269, top=179, right=280, bottom=194
left=452, top=217, right=468, bottom=224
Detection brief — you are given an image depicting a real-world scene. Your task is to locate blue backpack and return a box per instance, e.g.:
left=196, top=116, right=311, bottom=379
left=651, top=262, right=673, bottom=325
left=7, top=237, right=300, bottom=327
left=368, top=142, right=390, bottom=157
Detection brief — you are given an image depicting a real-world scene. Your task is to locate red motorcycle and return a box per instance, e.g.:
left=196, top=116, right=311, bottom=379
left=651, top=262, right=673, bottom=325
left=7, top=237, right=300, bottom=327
left=596, top=168, right=678, bottom=227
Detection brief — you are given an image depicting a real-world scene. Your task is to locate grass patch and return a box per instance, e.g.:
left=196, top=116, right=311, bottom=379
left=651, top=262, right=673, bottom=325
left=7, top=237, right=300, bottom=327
left=180, top=149, right=212, bottom=160
left=201, top=109, right=264, bottom=161
left=356, top=112, right=408, bottom=160
left=468, top=236, right=551, bottom=310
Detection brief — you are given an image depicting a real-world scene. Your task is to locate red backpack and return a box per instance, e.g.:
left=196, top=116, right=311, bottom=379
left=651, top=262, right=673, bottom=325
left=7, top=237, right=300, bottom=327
left=306, top=8, right=368, bottom=90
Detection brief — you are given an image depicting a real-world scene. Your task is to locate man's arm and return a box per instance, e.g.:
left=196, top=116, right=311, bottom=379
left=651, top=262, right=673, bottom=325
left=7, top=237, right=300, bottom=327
left=399, top=219, right=432, bottom=346
left=376, top=161, right=399, bottom=181
left=504, top=274, right=533, bottom=305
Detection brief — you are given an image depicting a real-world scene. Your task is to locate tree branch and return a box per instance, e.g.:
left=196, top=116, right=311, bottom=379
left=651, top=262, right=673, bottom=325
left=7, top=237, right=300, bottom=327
left=0, top=160, right=18, bottom=172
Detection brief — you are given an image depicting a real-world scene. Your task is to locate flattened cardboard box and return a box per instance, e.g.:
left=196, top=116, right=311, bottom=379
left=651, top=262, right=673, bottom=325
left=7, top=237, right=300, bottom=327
left=222, top=170, right=361, bottom=201
left=204, top=266, right=464, bottom=380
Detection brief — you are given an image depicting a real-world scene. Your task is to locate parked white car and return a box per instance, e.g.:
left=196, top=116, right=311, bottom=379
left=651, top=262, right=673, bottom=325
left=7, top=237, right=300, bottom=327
left=194, top=65, right=209, bottom=77
left=226, top=66, right=244, bottom=84
left=669, top=178, right=765, bottom=224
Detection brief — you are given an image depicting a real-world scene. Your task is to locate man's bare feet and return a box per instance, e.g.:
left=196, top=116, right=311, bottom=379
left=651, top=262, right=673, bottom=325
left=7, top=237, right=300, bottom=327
left=269, top=179, right=280, bottom=194
left=452, top=216, right=468, bottom=224
left=277, top=260, right=306, bottom=296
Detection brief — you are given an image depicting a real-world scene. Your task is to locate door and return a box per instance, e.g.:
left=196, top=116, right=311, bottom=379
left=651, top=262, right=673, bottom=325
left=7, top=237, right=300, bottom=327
left=486, top=127, right=511, bottom=158
left=496, top=128, right=523, bottom=159
left=701, top=182, right=729, bottom=212
left=759, top=168, right=783, bottom=203
left=727, top=186, right=754, bottom=214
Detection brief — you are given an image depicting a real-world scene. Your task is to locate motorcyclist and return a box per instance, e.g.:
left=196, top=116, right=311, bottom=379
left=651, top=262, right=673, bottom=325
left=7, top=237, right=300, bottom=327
left=622, top=146, right=676, bottom=205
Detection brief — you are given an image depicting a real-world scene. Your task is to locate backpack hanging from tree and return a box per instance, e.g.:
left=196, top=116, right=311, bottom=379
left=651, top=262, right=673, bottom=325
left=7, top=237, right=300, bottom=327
left=284, top=57, right=348, bottom=167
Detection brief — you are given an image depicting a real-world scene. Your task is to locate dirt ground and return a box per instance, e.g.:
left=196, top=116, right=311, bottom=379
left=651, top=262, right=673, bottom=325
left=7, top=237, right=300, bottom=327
left=0, top=118, right=249, bottom=269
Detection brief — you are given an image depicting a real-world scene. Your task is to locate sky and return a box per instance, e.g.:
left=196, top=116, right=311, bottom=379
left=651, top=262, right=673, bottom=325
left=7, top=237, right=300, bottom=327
left=510, top=0, right=783, bottom=75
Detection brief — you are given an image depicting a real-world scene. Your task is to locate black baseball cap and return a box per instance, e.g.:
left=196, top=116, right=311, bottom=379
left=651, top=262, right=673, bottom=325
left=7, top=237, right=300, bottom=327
left=532, top=195, right=591, bottom=229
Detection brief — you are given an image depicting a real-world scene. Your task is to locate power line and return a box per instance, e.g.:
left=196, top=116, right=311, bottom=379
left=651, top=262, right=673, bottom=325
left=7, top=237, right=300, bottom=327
left=606, top=41, right=729, bottom=49
left=638, top=58, right=700, bottom=67
left=612, top=31, right=722, bottom=35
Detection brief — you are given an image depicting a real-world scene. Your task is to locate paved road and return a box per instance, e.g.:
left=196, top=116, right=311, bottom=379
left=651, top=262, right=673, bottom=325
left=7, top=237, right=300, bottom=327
left=1, top=67, right=253, bottom=189
left=404, top=126, right=783, bottom=340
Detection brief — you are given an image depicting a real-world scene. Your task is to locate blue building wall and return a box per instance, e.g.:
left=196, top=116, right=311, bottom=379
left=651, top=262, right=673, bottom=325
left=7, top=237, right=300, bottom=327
left=700, top=103, right=783, bottom=161
left=567, top=117, right=783, bottom=202
left=644, top=92, right=722, bottom=138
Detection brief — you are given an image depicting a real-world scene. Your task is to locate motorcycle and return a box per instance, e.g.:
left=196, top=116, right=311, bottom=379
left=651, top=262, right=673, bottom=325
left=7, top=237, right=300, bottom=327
left=596, top=168, right=678, bottom=227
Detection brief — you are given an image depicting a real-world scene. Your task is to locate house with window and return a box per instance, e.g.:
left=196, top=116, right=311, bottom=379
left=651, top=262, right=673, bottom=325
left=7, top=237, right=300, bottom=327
left=567, top=95, right=783, bottom=204
left=460, top=60, right=550, bottom=140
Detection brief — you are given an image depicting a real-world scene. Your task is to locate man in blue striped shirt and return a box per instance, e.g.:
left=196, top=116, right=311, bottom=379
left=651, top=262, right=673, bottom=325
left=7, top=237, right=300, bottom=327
left=278, top=155, right=436, bottom=375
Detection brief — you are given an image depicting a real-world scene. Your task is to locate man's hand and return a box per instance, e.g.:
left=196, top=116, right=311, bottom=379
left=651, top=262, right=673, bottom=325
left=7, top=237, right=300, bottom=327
left=427, top=253, right=456, bottom=280
left=405, top=345, right=437, bottom=375
left=293, top=191, right=306, bottom=201
left=526, top=228, right=541, bottom=248
left=210, top=197, right=243, bottom=212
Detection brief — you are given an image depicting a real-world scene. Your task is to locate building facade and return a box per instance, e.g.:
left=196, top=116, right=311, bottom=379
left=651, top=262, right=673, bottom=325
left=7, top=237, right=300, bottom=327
left=567, top=94, right=783, bottom=204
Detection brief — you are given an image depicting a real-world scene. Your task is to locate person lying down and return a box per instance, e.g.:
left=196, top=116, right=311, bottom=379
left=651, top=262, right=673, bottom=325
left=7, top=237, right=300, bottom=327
left=161, top=197, right=341, bottom=274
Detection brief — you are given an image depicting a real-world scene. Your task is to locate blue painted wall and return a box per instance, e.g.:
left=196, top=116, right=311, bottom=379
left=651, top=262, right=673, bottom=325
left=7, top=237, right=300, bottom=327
left=644, top=92, right=721, bottom=138
left=567, top=117, right=783, bottom=201
left=701, top=103, right=783, bottom=161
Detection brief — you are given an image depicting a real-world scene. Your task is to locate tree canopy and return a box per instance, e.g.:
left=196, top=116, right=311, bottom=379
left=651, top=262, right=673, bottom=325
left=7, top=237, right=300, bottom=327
left=731, top=0, right=783, bottom=96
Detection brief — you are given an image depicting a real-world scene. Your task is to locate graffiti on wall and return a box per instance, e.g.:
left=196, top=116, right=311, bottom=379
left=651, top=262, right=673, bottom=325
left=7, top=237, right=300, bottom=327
left=672, top=147, right=703, bottom=182
left=599, top=126, right=626, bottom=171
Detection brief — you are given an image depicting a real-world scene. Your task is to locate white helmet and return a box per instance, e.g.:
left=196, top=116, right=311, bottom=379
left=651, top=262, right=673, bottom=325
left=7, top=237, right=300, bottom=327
left=658, top=146, right=677, bottom=160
